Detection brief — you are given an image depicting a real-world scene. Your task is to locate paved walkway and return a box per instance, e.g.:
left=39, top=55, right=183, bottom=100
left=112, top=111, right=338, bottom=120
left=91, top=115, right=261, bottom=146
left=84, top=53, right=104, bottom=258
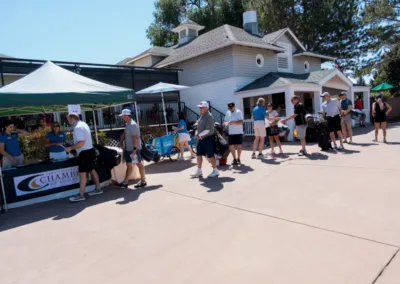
left=1, top=124, right=400, bottom=284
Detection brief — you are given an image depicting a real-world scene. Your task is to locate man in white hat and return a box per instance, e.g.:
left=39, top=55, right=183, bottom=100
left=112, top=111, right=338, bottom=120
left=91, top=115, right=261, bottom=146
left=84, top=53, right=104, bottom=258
left=65, top=113, right=102, bottom=202
left=321, top=92, right=344, bottom=150
left=118, top=109, right=147, bottom=188
left=191, top=101, right=219, bottom=178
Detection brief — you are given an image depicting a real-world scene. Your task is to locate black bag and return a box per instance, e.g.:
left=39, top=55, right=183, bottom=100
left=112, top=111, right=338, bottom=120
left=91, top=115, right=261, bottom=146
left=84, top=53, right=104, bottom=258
left=315, top=121, right=332, bottom=151
left=214, top=133, right=229, bottom=157
left=94, top=144, right=121, bottom=170
left=140, top=144, right=161, bottom=162
left=306, top=127, right=317, bottom=143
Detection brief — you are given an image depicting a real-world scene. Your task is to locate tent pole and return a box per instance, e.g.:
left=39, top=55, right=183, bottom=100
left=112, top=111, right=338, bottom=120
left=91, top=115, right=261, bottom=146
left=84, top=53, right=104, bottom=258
left=92, top=109, right=99, bottom=144
left=134, top=101, right=139, bottom=126
left=161, top=92, right=168, bottom=134
left=0, top=165, right=8, bottom=212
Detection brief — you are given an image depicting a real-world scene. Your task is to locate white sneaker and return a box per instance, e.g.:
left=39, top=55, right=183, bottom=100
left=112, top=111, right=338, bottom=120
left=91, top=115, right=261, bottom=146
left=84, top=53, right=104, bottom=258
left=207, top=168, right=219, bottom=178
left=191, top=169, right=203, bottom=178
left=178, top=157, right=185, bottom=161
left=191, top=153, right=197, bottom=159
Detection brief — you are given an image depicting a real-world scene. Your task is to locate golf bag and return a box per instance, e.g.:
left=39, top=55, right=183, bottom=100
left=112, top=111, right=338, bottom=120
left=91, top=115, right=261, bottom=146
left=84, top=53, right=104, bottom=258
left=140, top=137, right=161, bottom=163
left=305, top=114, right=316, bottom=128
left=315, top=120, right=332, bottom=151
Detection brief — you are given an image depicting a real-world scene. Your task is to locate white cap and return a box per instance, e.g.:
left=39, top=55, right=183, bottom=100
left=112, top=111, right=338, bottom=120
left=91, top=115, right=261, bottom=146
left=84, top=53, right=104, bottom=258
left=196, top=101, right=209, bottom=108
left=119, top=109, right=132, bottom=116
left=67, top=113, right=80, bottom=119
left=320, top=92, right=330, bottom=97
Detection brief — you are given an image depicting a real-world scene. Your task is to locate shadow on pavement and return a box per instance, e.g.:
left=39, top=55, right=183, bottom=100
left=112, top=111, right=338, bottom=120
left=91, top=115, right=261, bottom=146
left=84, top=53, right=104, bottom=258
left=0, top=185, right=162, bottom=232
left=199, top=177, right=235, bottom=193
left=352, top=142, right=379, bottom=147
left=341, top=149, right=361, bottom=155
left=305, top=152, right=330, bottom=160
left=145, top=160, right=196, bottom=175
left=231, top=164, right=254, bottom=174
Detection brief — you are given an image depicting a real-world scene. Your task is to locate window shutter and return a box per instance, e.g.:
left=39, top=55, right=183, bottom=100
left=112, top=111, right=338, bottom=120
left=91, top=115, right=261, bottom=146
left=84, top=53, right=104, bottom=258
left=278, top=56, right=289, bottom=70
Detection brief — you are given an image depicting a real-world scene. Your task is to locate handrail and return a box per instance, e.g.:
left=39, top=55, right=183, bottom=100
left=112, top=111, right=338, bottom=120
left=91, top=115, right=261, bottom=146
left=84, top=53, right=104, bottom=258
left=184, top=104, right=200, bottom=123
left=207, top=101, right=225, bottom=125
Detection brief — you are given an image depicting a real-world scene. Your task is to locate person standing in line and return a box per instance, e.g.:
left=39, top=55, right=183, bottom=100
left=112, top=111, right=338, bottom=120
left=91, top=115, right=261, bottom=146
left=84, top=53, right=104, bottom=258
left=251, top=98, right=268, bottom=159
left=354, top=95, right=365, bottom=127
left=320, top=92, right=344, bottom=150
left=191, top=101, right=219, bottom=178
left=339, top=92, right=354, bottom=144
left=45, top=122, right=69, bottom=160
left=65, top=113, right=103, bottom=202
left=281, top=96, right=308, bottom=156
left=372, top=94, right=392, bottom=143
left=118, top=109, right=147, bottom=188
left=0, top=120, right=28, bottom=167
left=175, top=112, right=196, bottom=161
left=266, top=103, right=283, bottom=154
left=224, top=102, right=244, bottom=165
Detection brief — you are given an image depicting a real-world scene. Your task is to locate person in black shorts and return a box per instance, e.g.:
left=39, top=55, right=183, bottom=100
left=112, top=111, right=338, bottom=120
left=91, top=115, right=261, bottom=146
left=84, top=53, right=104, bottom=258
left=321, top=92, right=344, bottom=150
left=372, top=94, right=392, bottom=143
left=224, top=102, right=244, bottom=165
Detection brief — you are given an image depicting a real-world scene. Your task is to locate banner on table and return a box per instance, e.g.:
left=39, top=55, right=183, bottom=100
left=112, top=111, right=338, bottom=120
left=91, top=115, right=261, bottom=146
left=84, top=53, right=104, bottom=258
left=13, top=166, right=80, bottom=196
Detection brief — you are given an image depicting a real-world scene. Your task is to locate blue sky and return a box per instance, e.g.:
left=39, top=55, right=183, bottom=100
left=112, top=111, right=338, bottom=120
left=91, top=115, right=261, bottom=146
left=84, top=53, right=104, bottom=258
left=1, top=0, right=154, bottom=64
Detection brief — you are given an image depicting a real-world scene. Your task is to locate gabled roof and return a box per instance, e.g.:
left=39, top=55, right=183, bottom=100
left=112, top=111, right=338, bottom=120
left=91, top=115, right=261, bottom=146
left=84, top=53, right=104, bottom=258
left=155, top=25, right=285, bottom=68
left=293, top=50, right=336, bottom=61
left=118, top=47, right=173, bottom=65
left=236, top=69, right=337, bottom=92
left=0, top=53, right=14, bottom=59
left=263, top=28, right=306, bottom=51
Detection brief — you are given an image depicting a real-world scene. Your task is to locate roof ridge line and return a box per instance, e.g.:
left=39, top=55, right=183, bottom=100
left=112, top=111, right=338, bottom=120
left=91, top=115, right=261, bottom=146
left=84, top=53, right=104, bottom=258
left=224, top=25, right=236, bottom=41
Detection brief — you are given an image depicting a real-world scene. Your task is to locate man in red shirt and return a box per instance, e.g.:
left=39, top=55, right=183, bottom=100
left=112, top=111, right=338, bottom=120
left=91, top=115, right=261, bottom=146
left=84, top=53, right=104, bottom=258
left=354, top=96, right=365, bottom=127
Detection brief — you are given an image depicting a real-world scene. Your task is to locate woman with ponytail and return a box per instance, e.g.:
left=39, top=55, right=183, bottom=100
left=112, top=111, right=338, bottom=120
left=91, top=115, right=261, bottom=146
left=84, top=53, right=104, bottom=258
left=372, top=94, right=392, bottom=142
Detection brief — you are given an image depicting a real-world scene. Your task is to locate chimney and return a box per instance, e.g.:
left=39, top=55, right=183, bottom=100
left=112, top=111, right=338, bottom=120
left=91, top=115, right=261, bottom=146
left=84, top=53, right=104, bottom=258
left=243, top=11, right=259, bottom=36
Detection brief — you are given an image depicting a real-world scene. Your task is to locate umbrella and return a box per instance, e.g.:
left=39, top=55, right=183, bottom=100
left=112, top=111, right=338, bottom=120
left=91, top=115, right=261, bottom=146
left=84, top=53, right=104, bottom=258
left=371, top=83, right=395, bottom=92
left=136, top=82, right=189, bottom=134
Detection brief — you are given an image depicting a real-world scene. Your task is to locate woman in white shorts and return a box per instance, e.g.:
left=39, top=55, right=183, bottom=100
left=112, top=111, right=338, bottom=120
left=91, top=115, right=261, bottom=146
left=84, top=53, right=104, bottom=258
left=175, top=112, right=196, bottom=161
left=251, top=98, right=268, bottom=159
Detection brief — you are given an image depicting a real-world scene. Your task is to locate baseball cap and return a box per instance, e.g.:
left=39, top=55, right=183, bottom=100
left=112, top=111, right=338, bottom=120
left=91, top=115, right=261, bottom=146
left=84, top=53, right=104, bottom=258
left=320, top=92, right=330, bottom=97
left=339, top=92, right=347, bottom=97
left=227, top=102, right=235, bottom=108
left=196, top=101, right=209, bottom=108
left=119, top=109, right=132, bottom=116
left=67, top=113, right=80, bottom=119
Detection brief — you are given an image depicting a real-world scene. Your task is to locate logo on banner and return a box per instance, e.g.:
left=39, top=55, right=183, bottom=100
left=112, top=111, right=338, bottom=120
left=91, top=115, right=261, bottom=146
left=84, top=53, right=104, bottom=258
left=14, top=167, right=80, bottom=196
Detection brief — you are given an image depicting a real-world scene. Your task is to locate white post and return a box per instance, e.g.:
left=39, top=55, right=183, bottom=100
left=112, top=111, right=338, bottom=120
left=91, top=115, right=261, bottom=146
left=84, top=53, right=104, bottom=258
left=349, top=86, right=355, bottom=126
left=313, top=88, right=322, bottom=115
left=92, top=109, right=99, bottom=144
left=364, top=90, right=371, bottom=123
left=0, top=165, right=7, bottom=212
left=284, top=87, right=295, bottom=141
left=161, top=92, right=168, bottom=135
left=134, top=101, right=140, bottom=126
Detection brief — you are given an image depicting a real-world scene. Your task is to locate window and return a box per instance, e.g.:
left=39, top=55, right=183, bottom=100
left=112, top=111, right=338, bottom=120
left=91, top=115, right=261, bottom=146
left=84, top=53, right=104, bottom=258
left=256, top=54, right=264, bottom=68
left=179, top=30, right=186, bottom=39
left=188, top=29, right=197, bottom=37
left=304, top=61, right=310, bottom=72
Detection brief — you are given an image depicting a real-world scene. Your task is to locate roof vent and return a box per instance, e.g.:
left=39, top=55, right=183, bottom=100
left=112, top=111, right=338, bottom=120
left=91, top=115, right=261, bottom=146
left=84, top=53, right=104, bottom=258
left=243, top=11, right=258, bottom=36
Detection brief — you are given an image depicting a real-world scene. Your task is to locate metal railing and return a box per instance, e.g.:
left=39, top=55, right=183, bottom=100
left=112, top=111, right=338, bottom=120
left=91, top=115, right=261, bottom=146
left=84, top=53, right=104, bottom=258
left=182, top=103, right=200, bottom=124
left=207, top=101, right=225, bottom=125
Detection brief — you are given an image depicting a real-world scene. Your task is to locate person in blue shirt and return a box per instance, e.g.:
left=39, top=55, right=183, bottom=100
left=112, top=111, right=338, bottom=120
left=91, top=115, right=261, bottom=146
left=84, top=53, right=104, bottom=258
left=251, top=98, right=268, bottom=159
left=0, top=120, right=28, bottom=168
left=175, top=112, right=196, bottom=161
left=45, top=122, right=69, bottom=160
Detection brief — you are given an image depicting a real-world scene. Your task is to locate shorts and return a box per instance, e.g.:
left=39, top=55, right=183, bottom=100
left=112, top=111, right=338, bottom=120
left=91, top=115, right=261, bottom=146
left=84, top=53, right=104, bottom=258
left=296, top=125, right=307, bottom=140
left=178, top=133, right=190, bottom=143
left=196, top=135, right=215, bottom=158
left=267, top=125, right=279, bottom=136
left=124, top=150, right=142, bottom=164
left=342, top=113, right=352, bottom=125
left=50, top=151, right=69, bottom=160
left=327, top=115, right=341, bottom=132
left=78, top=148, right=97, bottom=173
left=253, top=120, right=266, bottom=137
left=2, top=154, right=24, bottom=168
left=228, top=134, right=243, bottom=145
left=374, top=115, right=387, bottom=123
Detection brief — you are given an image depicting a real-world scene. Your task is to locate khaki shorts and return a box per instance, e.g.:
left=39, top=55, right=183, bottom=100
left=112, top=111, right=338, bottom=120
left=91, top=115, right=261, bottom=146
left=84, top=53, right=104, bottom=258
left=296, top=125, right=307, bottom=140
left=254, top=121, right=266, bottom=137
left=342, top=113, right=352, bottom=125
left=2, top=154, right=24, bottom=168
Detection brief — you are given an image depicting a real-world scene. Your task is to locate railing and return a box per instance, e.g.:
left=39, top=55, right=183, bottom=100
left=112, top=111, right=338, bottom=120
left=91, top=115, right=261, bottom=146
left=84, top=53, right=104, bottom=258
left=182, top=103, right=200, bottom=124
left=244, top=119, right=254, bottom=136
left=207, top=101, right=225, bottom=125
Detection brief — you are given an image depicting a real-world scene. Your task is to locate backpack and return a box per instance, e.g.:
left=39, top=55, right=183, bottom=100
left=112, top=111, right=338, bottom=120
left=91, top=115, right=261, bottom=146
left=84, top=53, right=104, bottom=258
left=94, top=144, right=121, bottom=170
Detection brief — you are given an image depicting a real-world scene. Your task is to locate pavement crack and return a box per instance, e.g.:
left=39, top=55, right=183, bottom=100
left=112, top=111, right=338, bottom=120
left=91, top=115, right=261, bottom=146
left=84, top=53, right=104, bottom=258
left=371, top=248, right=400, bottom=284
left=160, top=189, right=400, bottom=249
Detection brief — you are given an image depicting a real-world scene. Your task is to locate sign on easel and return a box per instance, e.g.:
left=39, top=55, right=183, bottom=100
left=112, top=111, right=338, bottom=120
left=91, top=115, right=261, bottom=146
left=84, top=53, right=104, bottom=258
left=68, top=104, right=81, bottom=115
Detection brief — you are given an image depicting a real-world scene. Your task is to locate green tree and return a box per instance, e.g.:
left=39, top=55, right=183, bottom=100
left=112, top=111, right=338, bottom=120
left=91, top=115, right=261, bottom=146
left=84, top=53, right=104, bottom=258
left=372, top=43, right=400, bottom=87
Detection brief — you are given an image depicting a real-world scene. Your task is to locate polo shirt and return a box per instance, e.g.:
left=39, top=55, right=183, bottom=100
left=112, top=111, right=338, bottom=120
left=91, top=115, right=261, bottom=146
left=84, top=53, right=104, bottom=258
left=322, top=98, right=341, bottom=116
left=46, top=131, right=66, bottom=153
left=294, top=103, right=307, bottom=126
left=125, top=119, right=141, bottom=151
left=341, top=98, right=352, bottom=111
left=177, top=119, right=188, bottom=134
left=0, top=132, right=21, bottom=157
left=252, top=106, right=267, bottom=121
left=225, top=109, right=244, bottom=135
left=73, top=120, right=93, bottom=154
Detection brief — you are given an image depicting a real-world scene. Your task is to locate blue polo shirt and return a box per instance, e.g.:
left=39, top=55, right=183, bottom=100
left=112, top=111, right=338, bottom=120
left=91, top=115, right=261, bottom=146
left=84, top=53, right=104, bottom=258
left=0, top=132, right=21, bottom=157
left=46, top=131, right=66, bottom=153
left=252, top=106, right=267, bottom=121
left=177, top=119, right=188, bottom=134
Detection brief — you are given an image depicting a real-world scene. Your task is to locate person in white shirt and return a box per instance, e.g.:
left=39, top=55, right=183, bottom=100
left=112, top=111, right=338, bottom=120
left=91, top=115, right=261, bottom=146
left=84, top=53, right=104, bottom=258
left=65, top=113, right=102, bottom=202
left=266, top=103, right=283, bottom=154
left=321, top=92, right=344, bottom=150
left=224, top=102, right=244, bottom=165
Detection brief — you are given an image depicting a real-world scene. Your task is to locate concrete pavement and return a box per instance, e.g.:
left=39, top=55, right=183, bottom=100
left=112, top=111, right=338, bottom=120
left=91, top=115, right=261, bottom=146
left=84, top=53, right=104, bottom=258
left=1, top=123, right=400, bottom=283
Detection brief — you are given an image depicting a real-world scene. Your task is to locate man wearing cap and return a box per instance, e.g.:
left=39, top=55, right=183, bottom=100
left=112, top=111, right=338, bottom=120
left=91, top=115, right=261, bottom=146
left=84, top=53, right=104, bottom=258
left=321, top=92, right=344, bottom=150
left=339, top=92, right=353, bottom=144
left=118, top=109, right=147, bottom=188
left=65, top=113, right=102, bottom=202
left=224, top=102, right=244, bottom=165
left=281, top=96, right=308, bottom=156
left=191, top=101, right=219, bottom=178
